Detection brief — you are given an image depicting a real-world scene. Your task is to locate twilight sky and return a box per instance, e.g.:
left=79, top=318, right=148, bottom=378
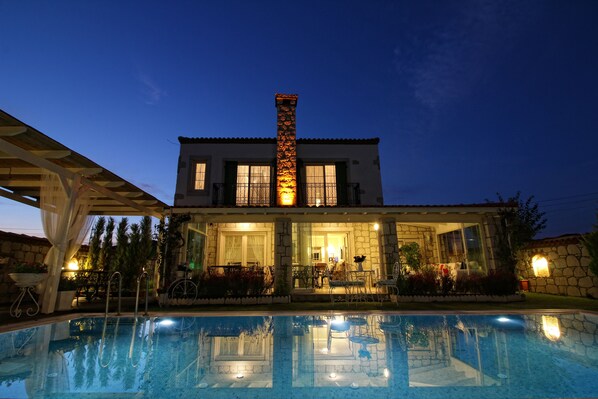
left=1, top=0, right=597, bottom=238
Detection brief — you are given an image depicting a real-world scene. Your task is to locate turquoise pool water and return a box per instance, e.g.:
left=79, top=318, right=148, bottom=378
left=1, top=312, right=597, bottom=398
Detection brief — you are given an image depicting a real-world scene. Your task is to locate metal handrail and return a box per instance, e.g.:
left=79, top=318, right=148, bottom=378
left=98, top=317, right=120, bottom=368
left=134, top=269, right=150, bottom=319
left=105, top=271, right=122, bottom=316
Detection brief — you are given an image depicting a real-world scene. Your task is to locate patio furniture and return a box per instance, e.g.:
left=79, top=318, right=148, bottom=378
left=374, top=261, right=401, bottom=302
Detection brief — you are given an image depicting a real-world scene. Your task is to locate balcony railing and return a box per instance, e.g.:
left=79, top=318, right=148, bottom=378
left=212, top=182, right=361, bottom=206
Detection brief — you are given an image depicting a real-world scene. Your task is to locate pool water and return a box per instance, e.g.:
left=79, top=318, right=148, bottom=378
left=1, top=312, right=598, bottom=398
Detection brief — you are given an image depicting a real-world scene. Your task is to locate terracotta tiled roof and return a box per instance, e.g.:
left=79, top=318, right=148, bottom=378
left=178, top=136, right=380, bottom=145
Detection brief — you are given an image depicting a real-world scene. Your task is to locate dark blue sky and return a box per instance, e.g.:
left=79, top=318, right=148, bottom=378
left=1, top=0, right=597, bottom=238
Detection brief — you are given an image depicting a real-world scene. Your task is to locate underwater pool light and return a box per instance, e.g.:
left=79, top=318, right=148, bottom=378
left=496, top=317, right=511, bottom=323
left=159, top=319, right=175, bottom=326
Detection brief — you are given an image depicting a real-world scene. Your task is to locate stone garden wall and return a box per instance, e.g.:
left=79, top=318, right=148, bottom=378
left=516, top=235, right=596, bottom=298
left=0, top=230, right=89, bottom=305
left=0, top=231, right=52, bottom=304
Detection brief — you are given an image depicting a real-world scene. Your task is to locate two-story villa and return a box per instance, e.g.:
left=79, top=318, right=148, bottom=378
left=173, top=94, right=504, bottom=292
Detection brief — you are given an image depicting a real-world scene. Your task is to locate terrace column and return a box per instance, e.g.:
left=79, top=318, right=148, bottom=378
left=275, top=93, right=298, bottom=206
left=274, top=218, right=293, bottom=295
left=379, top=217, right=400, bottom=276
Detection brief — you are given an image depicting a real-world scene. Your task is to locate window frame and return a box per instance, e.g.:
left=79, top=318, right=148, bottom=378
left=187, top=157, right=211, bottom=196
left=235, top=163, right=272, bottom=206
left=305, top=164, right=337, bottom=206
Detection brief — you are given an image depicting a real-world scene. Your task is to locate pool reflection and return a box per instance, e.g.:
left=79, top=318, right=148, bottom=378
left=1, top=313, right=598, bottom=398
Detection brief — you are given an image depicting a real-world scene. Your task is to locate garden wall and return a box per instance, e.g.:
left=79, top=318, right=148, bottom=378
left=516, top=235, right=596, bottom=298
left=0, top=230, right=88, bottom=305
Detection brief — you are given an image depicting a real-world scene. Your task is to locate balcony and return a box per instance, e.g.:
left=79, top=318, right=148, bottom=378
left=212, top=182, right=361, bottom=206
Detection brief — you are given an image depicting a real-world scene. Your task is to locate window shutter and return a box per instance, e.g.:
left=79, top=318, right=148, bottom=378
left=296, top=159, right=304, bottom=206
left=224, top=161, right=238, bottom=205
left=335, top=161, right=348, bottom=206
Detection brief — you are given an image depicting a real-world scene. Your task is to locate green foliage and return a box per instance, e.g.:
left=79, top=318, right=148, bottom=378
left=58, top=275, right=79, bottom=291
left=492, top=192, right=547, bottom=273
left=401, top=242, right=422, bottom=271
left=87, top=217, right=105, bottom=270
left=582, top=213, right=598, bottom=277
left=113, top=218, right=129, bottom=276
left=155, top=213, right=190, bottom=287
left=13, top=262, right=47, bottom=273
left=100, top=217, right=115, bottom=271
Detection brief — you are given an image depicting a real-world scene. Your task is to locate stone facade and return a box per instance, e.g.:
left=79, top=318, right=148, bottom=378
left=0, top=231, right=52, bottom=304
left=516, top=235, right=596, bottom=298
left=274, top=218, right=292, bottom=294
left=379, top=218, right=400, bottom=275
left=275, top=94, right=298, bottom=206
left=351, top=222, right=381, bottom=271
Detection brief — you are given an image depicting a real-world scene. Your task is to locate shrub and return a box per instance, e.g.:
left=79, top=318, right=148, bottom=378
left=58, top=276, right=78, bottom=291
left=479, top=269, right=519, bottom=296
left=404, top=266, right=437, bottom=295
left=455, top=272, right=484, bottom=294
left=439, top=274, right=455, bottom=295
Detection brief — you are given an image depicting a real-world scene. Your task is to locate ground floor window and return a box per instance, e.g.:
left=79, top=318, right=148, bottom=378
left=437, top=224, right=486, bottom=272
left=186, top=223, right=207, bottom=272
left=219, top=232, right=268, bottom=267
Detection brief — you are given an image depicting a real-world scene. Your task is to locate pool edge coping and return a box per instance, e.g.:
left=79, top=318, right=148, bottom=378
left=1, top=308, right=597, bottom=333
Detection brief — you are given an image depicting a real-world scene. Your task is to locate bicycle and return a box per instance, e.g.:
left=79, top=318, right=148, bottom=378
left=167, top=269, right=198, bottom=300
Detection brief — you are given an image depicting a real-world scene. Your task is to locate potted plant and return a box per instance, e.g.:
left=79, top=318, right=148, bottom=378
left=55, top=276, right=78, bottom=311
left=9, top=262, right=49, bottom=287
left=518, top=275, right=530, bottom=292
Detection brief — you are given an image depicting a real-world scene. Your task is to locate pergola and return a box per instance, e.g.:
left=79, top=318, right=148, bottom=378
left=0, top=109, right=168, bottom=313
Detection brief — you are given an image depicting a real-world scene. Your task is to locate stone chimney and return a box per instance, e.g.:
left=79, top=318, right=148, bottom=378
left=275, top=93, right=298, bottom=206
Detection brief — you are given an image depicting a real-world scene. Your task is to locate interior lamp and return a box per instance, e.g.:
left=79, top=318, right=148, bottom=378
left=532, top=255, right=550, bottom=277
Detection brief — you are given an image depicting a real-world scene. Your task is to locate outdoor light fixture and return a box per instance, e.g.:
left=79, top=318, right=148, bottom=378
left=236, top=373, right=244, bottom=379
left=329, top=373, right=337, bottom=379
left=280, top=191, right=294, bottom=206
left=532, top=254, right=550, bottom=277
left=542, top=315, right=561, bottom=341
left=67, top=259, right=79, bottom=271
left=383, top=368, right=390, bottom=378
left=374, top=223, right=379, bottom=231
left=239, top=223, right=251, bottom=230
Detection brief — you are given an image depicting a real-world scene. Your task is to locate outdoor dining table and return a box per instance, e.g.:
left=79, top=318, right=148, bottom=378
left=347, top=270, right=376, bottom=301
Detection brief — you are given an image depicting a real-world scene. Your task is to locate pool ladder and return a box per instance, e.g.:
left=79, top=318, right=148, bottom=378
left=104, top=271, right=122, bottom=316
left=103, top=270, right=150, bottom=318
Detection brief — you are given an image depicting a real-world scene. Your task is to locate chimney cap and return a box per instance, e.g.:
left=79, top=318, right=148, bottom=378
left=275, top=93, right=298, bottom=106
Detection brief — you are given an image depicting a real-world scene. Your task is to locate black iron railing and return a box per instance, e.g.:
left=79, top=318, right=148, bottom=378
left=211, top=182, right=361, bottom=206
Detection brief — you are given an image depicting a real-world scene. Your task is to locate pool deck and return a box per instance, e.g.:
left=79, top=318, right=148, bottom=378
left=1, top=292, right=597, bottom=332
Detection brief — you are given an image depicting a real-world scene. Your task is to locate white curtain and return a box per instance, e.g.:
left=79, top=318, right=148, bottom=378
left=246, top=235, right=264, bottom=266
left=40, top=172, right=93, bottom=313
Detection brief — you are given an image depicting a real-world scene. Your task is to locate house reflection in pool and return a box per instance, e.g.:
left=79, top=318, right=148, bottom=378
left=1, top=313, right=598, bottom=399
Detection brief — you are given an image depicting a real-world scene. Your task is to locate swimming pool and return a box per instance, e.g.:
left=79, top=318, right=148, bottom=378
left=1, top=312, right=597, bottom=398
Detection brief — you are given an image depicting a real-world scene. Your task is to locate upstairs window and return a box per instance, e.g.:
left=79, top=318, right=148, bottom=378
left=194, top=162, right=207, bottom=190
left=306, top=165, right=337, bottom=206
left=236, top=165, right=271, bottom=206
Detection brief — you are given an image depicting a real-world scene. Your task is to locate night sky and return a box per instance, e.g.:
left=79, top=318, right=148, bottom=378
left=1, top=0, right=597, bottom=238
